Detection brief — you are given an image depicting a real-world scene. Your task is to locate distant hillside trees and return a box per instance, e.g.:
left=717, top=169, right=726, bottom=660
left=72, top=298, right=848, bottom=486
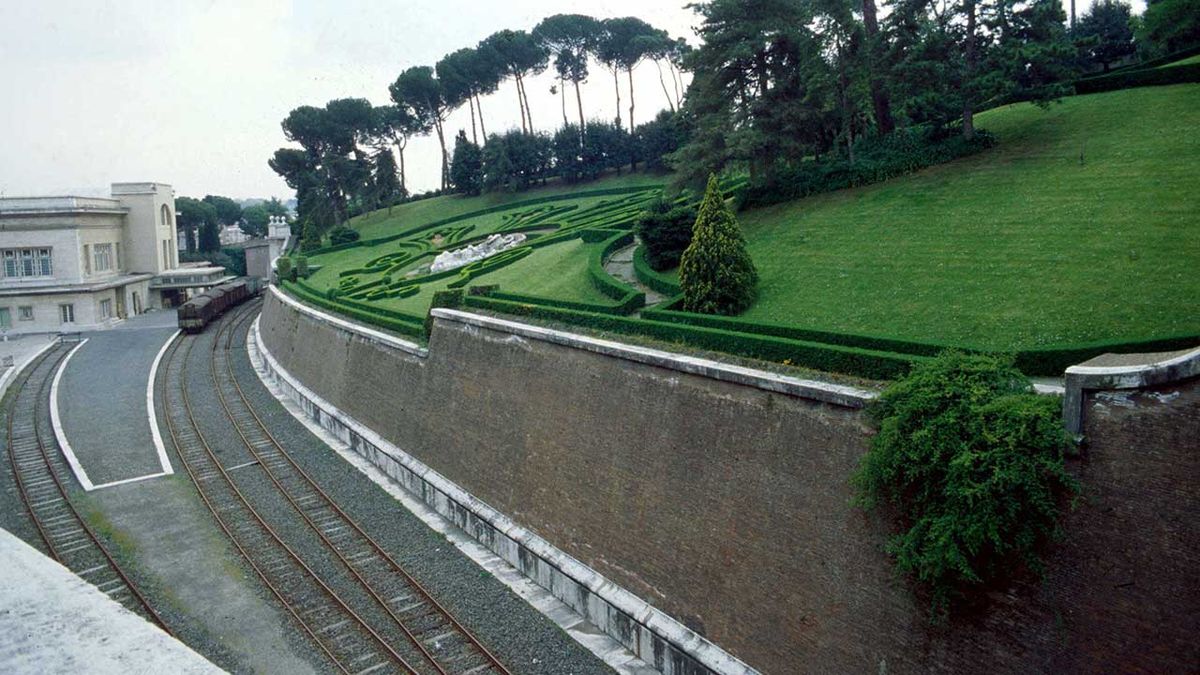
left=1136, top=0, right=1200, bottom=56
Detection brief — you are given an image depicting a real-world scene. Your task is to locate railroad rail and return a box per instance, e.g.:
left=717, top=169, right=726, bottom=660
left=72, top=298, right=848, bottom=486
left=4, top=341, right=171, bottom=632
left=213, top=303, right=510, bottom=675
left=159, top=304, right=419, bottom=675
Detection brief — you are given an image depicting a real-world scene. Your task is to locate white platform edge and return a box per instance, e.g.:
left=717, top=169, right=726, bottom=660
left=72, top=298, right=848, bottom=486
left=0, top=337, right=58, bottom=401
left=145, top=330, right=179, bottom=477
left=49, top=339, right=96, bottom=491
left=251, top=315, right=759, bottom=675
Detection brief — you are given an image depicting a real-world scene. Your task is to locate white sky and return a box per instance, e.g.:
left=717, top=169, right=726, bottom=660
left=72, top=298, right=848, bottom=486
left=0, top=0, right=1134, bottom=202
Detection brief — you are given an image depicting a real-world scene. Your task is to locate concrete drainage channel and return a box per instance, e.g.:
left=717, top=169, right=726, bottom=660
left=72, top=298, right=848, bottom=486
left=248, top=315, right=759, bottom=675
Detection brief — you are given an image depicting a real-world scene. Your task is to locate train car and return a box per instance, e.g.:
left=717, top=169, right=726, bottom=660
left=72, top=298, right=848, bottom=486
left=177, top=277, right=260, bottom=334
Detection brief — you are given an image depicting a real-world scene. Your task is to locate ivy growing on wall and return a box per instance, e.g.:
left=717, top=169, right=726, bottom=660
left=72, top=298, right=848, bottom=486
left=853, top=352, right=1078, bottom=619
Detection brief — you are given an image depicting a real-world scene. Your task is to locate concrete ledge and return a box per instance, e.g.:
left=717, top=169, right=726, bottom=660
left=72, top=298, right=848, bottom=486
left=1063, top=345, right=1200, bottom=435
left=253, top=316, right=759, bottom=675
left=431, top=308, right=877, bottom=409
left=271, top=284, right=427, bottom=357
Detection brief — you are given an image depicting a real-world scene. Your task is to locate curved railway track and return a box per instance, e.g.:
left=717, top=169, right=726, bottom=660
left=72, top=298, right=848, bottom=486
left=213, top=304, right=510, bottom=675
left=4, top=340, right=171, bottom=633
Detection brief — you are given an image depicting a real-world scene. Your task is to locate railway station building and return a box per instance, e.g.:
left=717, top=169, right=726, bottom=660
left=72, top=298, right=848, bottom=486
left=0, top=182, right=229, bottom=334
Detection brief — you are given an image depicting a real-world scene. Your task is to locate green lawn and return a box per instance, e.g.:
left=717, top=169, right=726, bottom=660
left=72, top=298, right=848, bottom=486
left=1161, top=54, right=1200, bottom=67
left=737, top=84, right=1200, bottom=349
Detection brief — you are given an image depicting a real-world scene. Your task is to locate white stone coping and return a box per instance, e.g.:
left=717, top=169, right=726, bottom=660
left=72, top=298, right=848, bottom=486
left=1064, top=345, right=1200, bottom=384
left=254, top=314, right=759, bottom=675
left=432, top=308, right=878, bottom=409
left=271, top=284, right=427, bottom=357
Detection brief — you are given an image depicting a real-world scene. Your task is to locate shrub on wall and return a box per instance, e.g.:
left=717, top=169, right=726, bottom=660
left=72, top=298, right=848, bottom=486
left=853, top=352, right=1078, bottom=618
left=276, top=257, right=294, bottom=282
left=635, top=197, right=697, bottom=271
left=679, top=175, right=758, bottom=315
left=295, top=256, right=309, bottom=279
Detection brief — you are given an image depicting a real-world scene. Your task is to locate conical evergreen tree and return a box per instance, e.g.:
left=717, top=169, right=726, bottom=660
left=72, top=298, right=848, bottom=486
left=679, top=174, right=758, bottom=315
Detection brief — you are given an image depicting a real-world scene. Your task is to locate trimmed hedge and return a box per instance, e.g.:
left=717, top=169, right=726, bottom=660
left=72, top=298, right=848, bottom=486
left=588, top=232, right=646, bottom=310
left=633, top=246, right=682, bottom=297
left=425, top=289, right=465, bottom=337
left=482, top=289, right=644, bottom=316
left=462, top=295, right=922, bottom=380
left=283, top=281, right=424, bottom=339
left=1074, top=62, right=1200, bottom=94
left=643, top=305, right=1200, bottom=376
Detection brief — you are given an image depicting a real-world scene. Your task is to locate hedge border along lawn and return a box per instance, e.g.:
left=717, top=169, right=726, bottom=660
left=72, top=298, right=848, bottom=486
left=1074, top=62, right=1200, bottom=94
left=460, top=293, right=924, bottom=380
left=634, top=243, right=683, bottom=297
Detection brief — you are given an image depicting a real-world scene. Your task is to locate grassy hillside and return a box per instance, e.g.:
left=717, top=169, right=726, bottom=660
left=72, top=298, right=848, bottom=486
left=738, top=84, right=1200, bottom=349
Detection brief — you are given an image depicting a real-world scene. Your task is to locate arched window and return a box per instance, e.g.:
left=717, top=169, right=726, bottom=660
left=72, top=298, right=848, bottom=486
left=160, top=204, right=172, bottom=227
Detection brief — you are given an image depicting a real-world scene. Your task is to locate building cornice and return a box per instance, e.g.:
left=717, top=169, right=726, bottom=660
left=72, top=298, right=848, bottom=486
left=0, top=273, right=155, bottom=297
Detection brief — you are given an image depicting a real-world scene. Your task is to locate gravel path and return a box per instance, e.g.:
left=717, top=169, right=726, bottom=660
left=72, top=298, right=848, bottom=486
left=603, top=241, right=667, bottom=308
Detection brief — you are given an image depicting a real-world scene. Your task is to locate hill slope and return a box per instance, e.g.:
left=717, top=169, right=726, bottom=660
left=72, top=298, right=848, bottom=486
left=738, top=84, right=1200, bottom=349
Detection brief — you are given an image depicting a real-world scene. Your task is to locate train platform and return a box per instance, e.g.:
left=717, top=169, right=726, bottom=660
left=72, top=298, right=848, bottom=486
left=0, top=333, right=59, bottom=400
left=54, top=310, right=178, bottom=490
left=0, top=527, right=219, bottom=673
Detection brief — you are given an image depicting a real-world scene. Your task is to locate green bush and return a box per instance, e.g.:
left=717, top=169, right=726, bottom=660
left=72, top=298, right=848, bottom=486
left=295, top=256, right=309, bottom=278
left=853, top=352, right=1078, bottom=618
left=1073, top=62, right=1200, bottom=94
left=679, top=175, right=758, bottom=315
left=329, top=226, right=361, bottom=246
left=635, top=197, right=697, bottom=271
left=276, top=257, right=294, bottom=282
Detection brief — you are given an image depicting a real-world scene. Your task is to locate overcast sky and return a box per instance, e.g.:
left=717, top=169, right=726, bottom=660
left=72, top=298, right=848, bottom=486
left=0, top=0, right=1133, bottom=202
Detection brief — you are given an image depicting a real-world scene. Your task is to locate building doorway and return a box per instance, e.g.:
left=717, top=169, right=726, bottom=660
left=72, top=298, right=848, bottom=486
left=132, top=291, right=142, bottom=315
left=115, top=288, right=127, bottom=319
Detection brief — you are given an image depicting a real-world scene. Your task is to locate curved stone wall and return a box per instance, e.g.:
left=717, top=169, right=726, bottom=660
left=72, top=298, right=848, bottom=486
left=260, top=287, right=1199, bottom=674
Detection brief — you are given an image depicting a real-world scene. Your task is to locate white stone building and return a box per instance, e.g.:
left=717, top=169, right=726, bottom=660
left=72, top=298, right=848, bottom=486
left=0, top=182, right=228, bottom=334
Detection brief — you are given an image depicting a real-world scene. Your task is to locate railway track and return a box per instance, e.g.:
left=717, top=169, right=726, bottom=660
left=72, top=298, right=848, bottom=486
left=212, top=303, right=510, bottom=675
left=161, top=305, right=418, bottom=675
left=4, top=340, right=171, bottom=633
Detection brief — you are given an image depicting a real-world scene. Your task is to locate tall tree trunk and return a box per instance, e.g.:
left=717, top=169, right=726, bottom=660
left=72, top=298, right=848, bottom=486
left=669, top=63, right=683, bottom=108
left=521, top=75, right=534, bottom=132
left=574, top=78, right=586, bottom=146
left=627, top=67, right=637, bottom=134
left=468, top=96, right=478, bottom=144
left=514, top=74, right=528, bottom=133
left=560, top=77, right=569, bottom=127
left=861, top=0, right=895, bottom=135
left=962, top=0, right=977, bottom=141
left=475, top=94, right=488, bottom=140
left=655, top=60, right=676, bottom=113
left=434, top=118, right=449, bottom=190
left=612, top=69, right=622, bottom=128
left=394, top=139, right=407, bottom=194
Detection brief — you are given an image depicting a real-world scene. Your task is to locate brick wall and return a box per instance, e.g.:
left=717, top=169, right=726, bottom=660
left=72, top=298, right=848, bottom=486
left=260, top=292, right=1199, bottom=673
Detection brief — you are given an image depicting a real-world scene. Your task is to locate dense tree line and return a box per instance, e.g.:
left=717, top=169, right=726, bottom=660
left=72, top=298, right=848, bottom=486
left=270, top=13, right=691, bottom=244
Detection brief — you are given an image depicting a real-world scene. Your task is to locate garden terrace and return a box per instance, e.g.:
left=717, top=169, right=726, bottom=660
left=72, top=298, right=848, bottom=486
left=283, top=84, right=1200, bottom=379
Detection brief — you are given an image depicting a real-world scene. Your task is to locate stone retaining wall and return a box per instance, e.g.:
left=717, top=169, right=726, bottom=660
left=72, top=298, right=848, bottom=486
left=259, top=287, right=1199, bottom=674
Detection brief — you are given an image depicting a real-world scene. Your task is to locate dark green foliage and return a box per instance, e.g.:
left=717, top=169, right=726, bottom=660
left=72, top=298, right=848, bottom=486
left=176, top=196, right=218, bottom=253
left=328, top=226, right=360, bottom=246
left=425, top=289, right=465, bottom=336
left=637, top=109, right=691, bottom=172
left=853, top=352, right=1077, bottom=618
left=373, top=148, right=405, bottom=207
left=295, top=256, right=310, bottom=278
left=286, top=280, right=425, bottom=338
left=743, top=128, right=997, bottom=208
left=1074, top=62, right=1200, bottom=94
left=1072, top=0, right=1136, bottom=72
left=300, top=222, right=323, bottom=252
left=276, top=257, right=293, bottom=282
left=179, top=249, right=245, bottom=277
left=679, top=176, right=757, bottom=315
left=634, top=197, right=695, bottom=270
left=482, top=130, right=553, bottom=192
left=1136, top=0, right=1200, bottom=56
left=202, top=195, right=243, bottom=226
left=450, top=130, right=484, bottom=195
left=242, top=204, right=270, bottom=237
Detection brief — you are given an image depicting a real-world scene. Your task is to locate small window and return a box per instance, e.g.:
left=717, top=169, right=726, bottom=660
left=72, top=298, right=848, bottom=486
left=60, top=304, right=75, bottom=324
left=18, top=306, right=33, bottom=321
left=99, top=298, right=113, bottom=319
left=94, top=243, right=113, bottom=272
left=0, top=308, right=10, bottom=330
